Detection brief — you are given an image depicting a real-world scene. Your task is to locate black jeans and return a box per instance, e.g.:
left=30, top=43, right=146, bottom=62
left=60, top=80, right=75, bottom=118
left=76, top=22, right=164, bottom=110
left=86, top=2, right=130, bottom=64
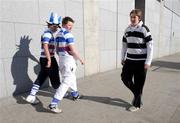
left=121, top=59, right=147, bottom=107
left=34, top=57, right=60, bottom=89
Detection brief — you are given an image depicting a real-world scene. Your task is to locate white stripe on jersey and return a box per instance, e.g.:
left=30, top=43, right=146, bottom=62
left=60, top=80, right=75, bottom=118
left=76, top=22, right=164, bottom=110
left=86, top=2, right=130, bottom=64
left=127, top=48, right=147, bottom=54
left=43, top=32, right=52, bottom=39
left=58, top=42, right=66, bottom=47
left=64, top=33, right=74, bottom=39
left=126, top=37, right=144, bottom=44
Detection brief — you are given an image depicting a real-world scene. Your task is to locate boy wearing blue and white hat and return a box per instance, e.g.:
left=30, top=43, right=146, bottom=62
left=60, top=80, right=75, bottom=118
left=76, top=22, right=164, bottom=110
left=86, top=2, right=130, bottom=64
left=26, top=12, right=62, bottom=104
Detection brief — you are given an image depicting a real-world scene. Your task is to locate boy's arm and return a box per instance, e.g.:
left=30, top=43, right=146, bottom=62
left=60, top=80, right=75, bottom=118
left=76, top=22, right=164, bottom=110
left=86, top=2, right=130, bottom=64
left=41, top=32, right=52, bottom=68
left=55, top=32, right=60, bottom=55
left=145, top=41, right=153, bottom=68
left=68, top=44, right=84, bottom=65
left=43, top=43, right=51, bottom=68
left=65, top=32, right=84, bottom=65
left=144, top=29, right=153, bottom=69
left=121, top=36, right=127, bottom=65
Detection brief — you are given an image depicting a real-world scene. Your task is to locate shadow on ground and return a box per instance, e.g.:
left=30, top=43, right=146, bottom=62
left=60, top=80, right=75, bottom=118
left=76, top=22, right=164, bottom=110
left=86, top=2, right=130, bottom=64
left=13, top=87, right=56, bottom=113
left=151, top=61, right=180, bottom=71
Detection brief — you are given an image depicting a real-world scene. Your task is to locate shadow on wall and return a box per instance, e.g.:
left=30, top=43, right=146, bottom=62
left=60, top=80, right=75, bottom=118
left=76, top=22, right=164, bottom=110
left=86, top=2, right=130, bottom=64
left=11, top=36, right=52, bottom=112
left=11, top=36, right=50, bottom=97
left=11, top=36, right=39, bottom=97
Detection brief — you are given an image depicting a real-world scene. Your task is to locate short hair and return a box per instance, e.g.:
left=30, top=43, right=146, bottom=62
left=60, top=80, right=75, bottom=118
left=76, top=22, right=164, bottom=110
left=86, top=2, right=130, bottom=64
left=130, top=9, right=143, bottom=20
left=62, top=17, right=74, bottom=25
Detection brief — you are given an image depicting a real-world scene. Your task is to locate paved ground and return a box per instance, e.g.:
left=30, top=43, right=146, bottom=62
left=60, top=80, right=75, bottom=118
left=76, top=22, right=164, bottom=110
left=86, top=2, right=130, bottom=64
left=0, top=53, right=180, bottom=123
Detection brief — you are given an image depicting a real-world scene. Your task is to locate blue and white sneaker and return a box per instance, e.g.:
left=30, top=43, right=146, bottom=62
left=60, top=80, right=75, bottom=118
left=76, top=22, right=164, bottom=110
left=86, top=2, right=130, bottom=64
left=71, top=92, right=83, bottom=101
left=48, top=104, right=62, bottom=113
left=72, top=94, right=82, bottom=101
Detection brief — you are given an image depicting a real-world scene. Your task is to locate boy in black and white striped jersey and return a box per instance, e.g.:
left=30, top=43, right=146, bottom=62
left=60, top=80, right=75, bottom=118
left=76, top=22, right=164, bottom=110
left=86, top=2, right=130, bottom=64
left=121, top=9, right=153, bottom=112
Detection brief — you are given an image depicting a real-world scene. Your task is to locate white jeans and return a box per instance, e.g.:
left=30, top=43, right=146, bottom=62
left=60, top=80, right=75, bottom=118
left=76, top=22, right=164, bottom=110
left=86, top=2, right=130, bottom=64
left=54, top=58, right=77, bottom=100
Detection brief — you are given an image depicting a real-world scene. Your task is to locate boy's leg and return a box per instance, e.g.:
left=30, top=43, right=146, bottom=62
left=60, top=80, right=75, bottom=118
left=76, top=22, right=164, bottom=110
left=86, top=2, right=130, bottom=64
left=48, top=57, right=60, bottom=89
left=53, top=81, right=70, bottom=102
left=63, top=62, right=81, bottom=100
left=48, top=82, right=68, bottom=113
left=26, top=72, right=47, bottom=104
left=26, top=58, right=48, bottom=104
left=31, top=58, right=48, bottom=94
left=133, top=62, right=147, bottom=108
left=49, top=63, right=71, bottom=113
left=70, top=74, right=81, bottom=100
left=121, top=60, right=135, bottom=95
left=68, top=63, right=81, bottom=99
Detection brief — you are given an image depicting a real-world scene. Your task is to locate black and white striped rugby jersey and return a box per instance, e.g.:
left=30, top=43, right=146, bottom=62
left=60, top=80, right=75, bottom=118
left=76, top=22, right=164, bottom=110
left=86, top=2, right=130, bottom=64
left=121, top=21, right=153, bottom=65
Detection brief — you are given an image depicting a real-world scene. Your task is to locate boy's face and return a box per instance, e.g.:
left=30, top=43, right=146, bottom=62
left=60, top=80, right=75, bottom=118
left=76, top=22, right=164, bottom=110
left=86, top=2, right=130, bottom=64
left=130, top=14, right=140, bottom=26
left=63, top=21, right=74, bottom=32
left=50, top=25, right=59, bottom=33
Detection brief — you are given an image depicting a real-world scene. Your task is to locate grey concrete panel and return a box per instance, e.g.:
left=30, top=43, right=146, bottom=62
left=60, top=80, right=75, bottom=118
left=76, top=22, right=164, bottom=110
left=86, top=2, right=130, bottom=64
left=0, top=59, right=8, bottom=98
left=65, top=0, right=83, bottom=29
left=76, top=62, right=85, bottom=78
left=118, top=0, right=134, bottom=15
left=117, top=31, right=124, bottom=68
left=99, top=30, right=106, bottom=50
left=100, top=50, right=116, bottom=72
left=84, top=45, right=100, bottom=75
left=71, top=27, right=85, bottom=78
left=0, top=0, right=39, bottom=23
left=99, top=9, right=117, bottom=31
left=38, top=0, right=65, bottom=25
left=171, top=14, right=180, bottom=53
left=0, top=22, right=16, bottom=58
left=84, top=0, right=100, bottom=76
left=72, top=28, right=85, bottom=78
left=83, top=0, right=99, bottom=30
left=118, top=14, right=129, bottom=34
left=73, top=28, right=84, bottom=53
left=0, top=23, right=1, bottom=50
left=98, top=0, right=117, bottom=12
left=116, top=50, right=122, bottom=68
left=100, top=30, right=116, bottom=50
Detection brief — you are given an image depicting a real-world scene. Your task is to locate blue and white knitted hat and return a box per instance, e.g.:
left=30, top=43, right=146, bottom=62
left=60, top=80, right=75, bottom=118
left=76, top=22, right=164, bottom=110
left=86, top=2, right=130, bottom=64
left=47, top=12, right=61, bottom=25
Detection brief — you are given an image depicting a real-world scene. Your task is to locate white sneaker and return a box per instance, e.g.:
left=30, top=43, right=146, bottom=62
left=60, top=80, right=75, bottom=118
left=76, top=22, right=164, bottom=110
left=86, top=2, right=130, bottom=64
left=128, top=106, right=140, bottom=112
left=48, top=104, right=62, bottom=113
left=26, top=95, right=40, bottom=105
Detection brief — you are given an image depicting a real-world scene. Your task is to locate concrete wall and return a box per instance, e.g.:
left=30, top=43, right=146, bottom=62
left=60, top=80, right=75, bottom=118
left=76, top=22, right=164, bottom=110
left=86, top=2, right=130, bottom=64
left=99, top=0, right=134, bottom=72
left=145, top=0, right=180, bottom=58
left=0, top=0, right=180, bottom=99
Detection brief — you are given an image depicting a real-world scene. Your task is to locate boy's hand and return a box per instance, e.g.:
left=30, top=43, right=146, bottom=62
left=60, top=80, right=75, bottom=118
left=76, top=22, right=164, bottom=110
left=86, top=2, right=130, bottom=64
left=144, top=64, right=150, bottom=69
left=80, top=59, right=84, bottom=65
left=121, top=60, right=125, bottom=66
left=46, top=60, right=51, bottom=68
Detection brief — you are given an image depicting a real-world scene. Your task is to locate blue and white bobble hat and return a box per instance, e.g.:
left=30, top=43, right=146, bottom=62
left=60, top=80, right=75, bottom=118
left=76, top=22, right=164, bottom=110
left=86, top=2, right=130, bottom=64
left=47, top=12, right=62, bottom=25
